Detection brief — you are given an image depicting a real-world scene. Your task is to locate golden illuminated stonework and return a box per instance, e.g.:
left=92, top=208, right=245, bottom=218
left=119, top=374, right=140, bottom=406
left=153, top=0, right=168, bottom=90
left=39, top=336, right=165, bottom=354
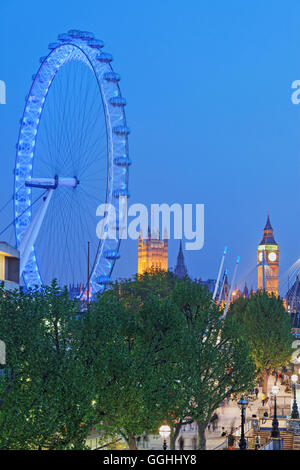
left=138, top=228, right=168, bottom=275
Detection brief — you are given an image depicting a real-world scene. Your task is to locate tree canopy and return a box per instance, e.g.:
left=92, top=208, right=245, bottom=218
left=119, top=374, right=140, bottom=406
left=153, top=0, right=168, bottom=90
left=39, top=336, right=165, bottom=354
left=0, top=282, right=97, bottom=449
left=0, top=273, right=258, bottom=450
left=228, top=291, right=293, bottom=392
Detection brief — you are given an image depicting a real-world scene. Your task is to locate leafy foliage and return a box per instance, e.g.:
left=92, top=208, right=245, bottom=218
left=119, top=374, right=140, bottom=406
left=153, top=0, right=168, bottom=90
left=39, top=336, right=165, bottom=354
left=0, top=274, right=258, bottom=450
left=171, top=280, right=257, bottom=448
left=228, top=291, right=293, bottom=388
left=0, top=281, right=97, bottom=449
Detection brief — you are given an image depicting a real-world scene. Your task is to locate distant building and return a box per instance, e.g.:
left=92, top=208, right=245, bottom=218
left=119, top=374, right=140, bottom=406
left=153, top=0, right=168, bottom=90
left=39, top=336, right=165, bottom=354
left=257, top=215, right=279, bottom=296
left=218, top=270, right=230, bottom=303
left=286, top=276, right=300, bottom=314
left=0, top=242, right=20, bottom=289
left=138, top=228, right=168, bottom=275
left=243, top=282, right=249, bottom=298
left=174, top=241, right=188, bottom=278
left=286, top=279, right=300, bottom=338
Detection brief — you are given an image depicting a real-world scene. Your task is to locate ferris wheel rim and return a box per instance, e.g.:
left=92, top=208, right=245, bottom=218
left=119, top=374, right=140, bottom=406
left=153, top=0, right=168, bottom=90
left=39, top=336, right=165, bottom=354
left=14, top=31, right=130, bottom=295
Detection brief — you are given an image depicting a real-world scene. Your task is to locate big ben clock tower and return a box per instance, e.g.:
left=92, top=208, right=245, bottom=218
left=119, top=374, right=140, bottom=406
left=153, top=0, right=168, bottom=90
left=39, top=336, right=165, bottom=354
left=257, top=215, right=279, bottom=296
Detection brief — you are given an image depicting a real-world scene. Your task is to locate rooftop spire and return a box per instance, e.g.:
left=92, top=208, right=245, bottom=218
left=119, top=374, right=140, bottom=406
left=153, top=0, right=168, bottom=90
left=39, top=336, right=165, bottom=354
left=264, top=214, right=272, bottom=231
left=260, top=214, right=277, bottom=245
left=174, top=241, right=188, bottom=278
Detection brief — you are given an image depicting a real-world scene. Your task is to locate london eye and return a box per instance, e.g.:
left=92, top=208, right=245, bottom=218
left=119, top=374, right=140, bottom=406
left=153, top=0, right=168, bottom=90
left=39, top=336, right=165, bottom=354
left=14, top=30, right=131, bottom=295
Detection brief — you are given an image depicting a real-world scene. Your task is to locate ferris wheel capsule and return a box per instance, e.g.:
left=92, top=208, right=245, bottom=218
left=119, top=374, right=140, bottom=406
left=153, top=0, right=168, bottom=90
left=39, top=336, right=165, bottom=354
left=104, top=250, right=121, bottom=260
left=96, top=275, right=112, bottom=285
left=57, top=33, right=71, bottom=42
left=67, top=29, right=83, bottom=38
left=88, top=39, right=104, bottom=49
left=80, top=31, right=95, bottom=40
left=97, top=52, right=113, bottom=63
left=114, top=156, right=132, bottom=167
left=113, top=125, right=130, bottom=136
left=113, top=189, right=130, bottom=198
left=48, top=43, right=60, bottom=50
left=110, top=96, right=126, bottom=107
left=103, top=72, right=121, bottom=82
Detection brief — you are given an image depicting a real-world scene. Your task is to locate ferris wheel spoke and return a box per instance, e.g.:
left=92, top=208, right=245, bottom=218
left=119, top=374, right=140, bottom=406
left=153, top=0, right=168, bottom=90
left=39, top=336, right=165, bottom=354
left=80, top=165, right=107, bottom=180
left=78, top=146, right=107, bottom=178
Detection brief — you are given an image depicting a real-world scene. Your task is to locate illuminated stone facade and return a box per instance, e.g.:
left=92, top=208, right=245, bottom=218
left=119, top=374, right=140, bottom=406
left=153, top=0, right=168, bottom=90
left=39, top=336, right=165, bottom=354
left=0, top=242, right=20, bottom=289
left=138, top=228, right=168, bottom=275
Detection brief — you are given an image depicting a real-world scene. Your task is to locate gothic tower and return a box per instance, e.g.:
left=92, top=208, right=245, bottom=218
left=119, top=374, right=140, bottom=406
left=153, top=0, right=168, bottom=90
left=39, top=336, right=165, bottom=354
left=138, top=228, right=168, bottom=275
left=174, top=241, right=188, bottom=278
left=257, top=215, right=279, bottom=296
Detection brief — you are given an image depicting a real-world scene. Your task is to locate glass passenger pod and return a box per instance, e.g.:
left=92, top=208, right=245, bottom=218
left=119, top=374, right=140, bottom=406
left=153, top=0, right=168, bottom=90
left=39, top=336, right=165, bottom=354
left=103, top=72, right=121, bottom=82
left=57, top=33, right=71, bottom=42
left=67, top=29, right=84, bottom=38
left=88, top=39, right=105, bottom=49
left=20, top=118, right=33, bottom=127
left=104, top=250, right=121, bottom=260
left=110, top=96, right=126, bottom=106
left=18, top=142, right=32, bottom=152
left=48, top=43, right=61, bottom=50
left=113, top=125, right=130, bottom=136
left=96, top=275, right=112, bottom=285
left=114, top=156, right=132, bottom=167
left=97, top=52, right=113, bottom=63
left=80, top=31, right=95, bottom=40
left=113, top=189, right=130, bottom=198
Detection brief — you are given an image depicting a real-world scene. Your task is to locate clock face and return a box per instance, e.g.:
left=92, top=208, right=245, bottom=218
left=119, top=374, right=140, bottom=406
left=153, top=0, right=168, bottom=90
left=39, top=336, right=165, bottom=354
left=268, top=252, right=277, bottom=262
left=258, top=252, right=263, bottom=262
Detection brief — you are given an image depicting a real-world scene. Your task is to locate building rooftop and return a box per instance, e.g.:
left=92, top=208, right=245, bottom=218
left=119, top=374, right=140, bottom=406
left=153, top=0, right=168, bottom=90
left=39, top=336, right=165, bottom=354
left=0, top=241, right=19, bottom=259
left=259, top=215, right=277, bottom=245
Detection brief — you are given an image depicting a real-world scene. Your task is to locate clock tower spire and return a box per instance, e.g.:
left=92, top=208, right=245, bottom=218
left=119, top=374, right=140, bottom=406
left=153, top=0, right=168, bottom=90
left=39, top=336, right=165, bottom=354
left=257, top=214, right=279, bottom=296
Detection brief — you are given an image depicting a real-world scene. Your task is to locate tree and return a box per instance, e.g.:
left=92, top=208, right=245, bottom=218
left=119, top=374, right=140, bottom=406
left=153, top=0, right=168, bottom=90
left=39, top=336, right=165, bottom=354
left=0, top=274, right=258, bottom=451
left=228, top=291, right=293, bottom=393
left=88, top=288, right=187, bottom=449
left=0, top=282, right=97, bottom=449
left=108, top=271, right=193, bottom=449
left=109, top=273, right=256, bottom=450
left=171, top=279, right=257, bottom=449
left=113, top=269, right=177, bottom=304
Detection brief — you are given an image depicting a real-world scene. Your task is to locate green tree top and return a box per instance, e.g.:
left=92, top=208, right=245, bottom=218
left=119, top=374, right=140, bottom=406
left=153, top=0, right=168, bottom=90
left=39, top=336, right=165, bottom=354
left=229, top=291, right=293, bottom=392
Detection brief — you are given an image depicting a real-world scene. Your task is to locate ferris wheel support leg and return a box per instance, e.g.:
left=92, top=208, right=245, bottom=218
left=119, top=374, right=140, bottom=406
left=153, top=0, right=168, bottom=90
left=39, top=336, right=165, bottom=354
left=223, top=256, right=240, bottom=318
left=217, top=270, right=227, bottom=307
left=212, top=246, right=227, bottom=301
left=19, top=189, right=54, bottom=276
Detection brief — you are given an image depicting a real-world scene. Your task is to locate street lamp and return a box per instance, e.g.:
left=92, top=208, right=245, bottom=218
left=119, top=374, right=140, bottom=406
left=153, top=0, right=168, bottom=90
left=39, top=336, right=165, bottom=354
left=159, top=424, right=171, bottom=451
left=237, top=397, right=248, bottom=450
left=271, top=384, right=280, bottom=438
left=291, top=374, right=299, bottom=419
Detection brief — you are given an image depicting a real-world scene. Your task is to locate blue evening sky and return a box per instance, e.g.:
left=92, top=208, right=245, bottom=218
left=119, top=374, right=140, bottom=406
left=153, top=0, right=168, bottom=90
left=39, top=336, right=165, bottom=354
left=1, top=0, right=300, bottom=294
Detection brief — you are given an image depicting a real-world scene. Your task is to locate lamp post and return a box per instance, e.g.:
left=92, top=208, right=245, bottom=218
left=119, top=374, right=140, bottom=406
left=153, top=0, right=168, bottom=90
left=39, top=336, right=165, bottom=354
left=237, top=397, right=248, bottom=450
left=291, top=374, right=299, bottom=419
left=159, top=424, right=171, bottom=451
left=271, top=384, right=280, bottom=438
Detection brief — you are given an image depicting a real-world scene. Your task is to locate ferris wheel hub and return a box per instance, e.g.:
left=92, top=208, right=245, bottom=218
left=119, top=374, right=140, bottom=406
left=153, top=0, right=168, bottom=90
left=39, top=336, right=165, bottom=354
left=25, top=176, right=79, bottom=189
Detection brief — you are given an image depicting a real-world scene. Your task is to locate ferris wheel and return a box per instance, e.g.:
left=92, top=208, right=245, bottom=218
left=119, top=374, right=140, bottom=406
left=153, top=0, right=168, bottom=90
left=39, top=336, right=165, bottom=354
left=14, top=30, right=131, bottom=295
